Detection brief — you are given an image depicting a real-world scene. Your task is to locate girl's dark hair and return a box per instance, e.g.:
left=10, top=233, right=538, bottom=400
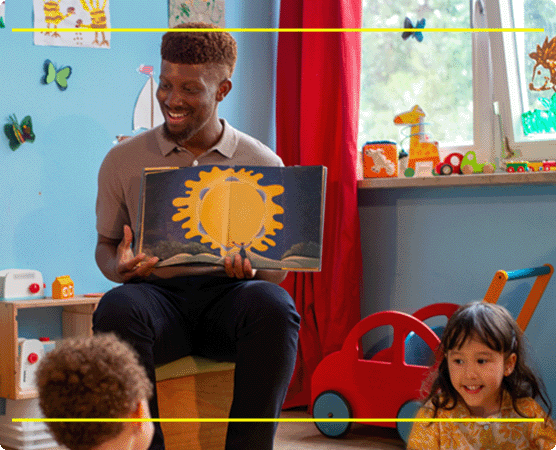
left=423, top=301, right=551, bottom=418
left=161, top=22, right=237, bottom=77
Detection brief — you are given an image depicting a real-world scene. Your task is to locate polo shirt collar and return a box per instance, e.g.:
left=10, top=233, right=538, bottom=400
left=154, top=119, right=238, bottom=158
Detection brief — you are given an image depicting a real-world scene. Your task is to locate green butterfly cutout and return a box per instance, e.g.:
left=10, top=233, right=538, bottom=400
left=4, top=115, right=35, bottom=151
left=43, top=60, right=72, bottom=91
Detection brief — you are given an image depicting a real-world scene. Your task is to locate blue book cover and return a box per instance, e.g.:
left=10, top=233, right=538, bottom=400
left=135, top=165, right=327, bottom=271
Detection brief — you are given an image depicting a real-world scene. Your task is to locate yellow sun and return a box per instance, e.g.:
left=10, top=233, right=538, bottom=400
left=171, top=167, right=284, bottom=256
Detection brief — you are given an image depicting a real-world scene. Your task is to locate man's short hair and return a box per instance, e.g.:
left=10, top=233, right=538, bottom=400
left=161, top=22, right=237, bottom=77
left=36, top=333, right=152, bottom=450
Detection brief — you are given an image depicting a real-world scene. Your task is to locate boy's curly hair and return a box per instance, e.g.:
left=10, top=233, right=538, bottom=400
left=36, top=333, right=153, bottom=450
left=161, top=22, right=237, bottom=77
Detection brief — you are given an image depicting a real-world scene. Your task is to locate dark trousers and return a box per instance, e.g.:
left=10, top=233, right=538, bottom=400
left=92, top=275, right=300, bottom=450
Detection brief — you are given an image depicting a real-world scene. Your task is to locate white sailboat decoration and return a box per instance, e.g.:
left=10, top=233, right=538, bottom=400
left=133, top=65, right=164, bottom=131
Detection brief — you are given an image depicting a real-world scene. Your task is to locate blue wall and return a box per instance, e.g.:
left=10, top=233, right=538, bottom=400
left=359, top=183, right=556, bottom=418
left=1, top=0, right=278, bottom=296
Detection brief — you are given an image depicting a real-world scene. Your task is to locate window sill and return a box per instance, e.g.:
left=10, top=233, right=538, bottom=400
left=358, top=171, right=556, bottom=190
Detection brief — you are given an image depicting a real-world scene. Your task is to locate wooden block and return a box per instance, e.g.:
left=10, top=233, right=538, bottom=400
left=156, top=368, right=234, bottom=450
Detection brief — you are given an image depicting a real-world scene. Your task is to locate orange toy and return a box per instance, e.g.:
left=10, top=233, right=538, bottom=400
left=394, top=105, right=439, bottom=177
left=483, top=264, right=553, bottom=331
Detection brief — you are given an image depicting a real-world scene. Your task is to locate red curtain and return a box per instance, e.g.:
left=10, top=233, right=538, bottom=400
left=276, top=0, right=363, bottom=408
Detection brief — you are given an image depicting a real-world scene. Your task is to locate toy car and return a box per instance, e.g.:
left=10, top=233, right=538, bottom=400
left=460, top=151, right=495, bottom=174
left=310, top=303, right=458, bottom=440
left=435, top=152, right=464, bottom=175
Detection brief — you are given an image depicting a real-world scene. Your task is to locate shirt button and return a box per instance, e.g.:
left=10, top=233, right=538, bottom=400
left=192, top=160, right=199, bottom=166
left=483, top=425, right=489, bottom=430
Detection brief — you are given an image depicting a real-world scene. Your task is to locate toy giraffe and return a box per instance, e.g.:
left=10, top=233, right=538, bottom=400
left=394, top=105, right=439, bottom=177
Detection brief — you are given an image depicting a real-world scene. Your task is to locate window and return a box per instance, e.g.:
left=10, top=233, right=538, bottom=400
left=487, top=0, right=556, bottom=161
left=359, top=0, right=555, bottom=173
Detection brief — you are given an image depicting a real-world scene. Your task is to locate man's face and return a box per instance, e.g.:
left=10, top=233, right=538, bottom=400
left=156, top=60, right=228, bottom=145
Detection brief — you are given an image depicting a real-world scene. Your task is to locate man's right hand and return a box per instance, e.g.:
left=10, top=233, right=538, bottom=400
left=96, top=225, right=159, bottom=283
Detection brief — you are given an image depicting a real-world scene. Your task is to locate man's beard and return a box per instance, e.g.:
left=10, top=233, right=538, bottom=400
left=162, top=122, right=196, bottom=146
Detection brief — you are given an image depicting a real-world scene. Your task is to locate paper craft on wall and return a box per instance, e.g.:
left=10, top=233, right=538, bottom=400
left=4, top=115, right=35, bottom=151
left=42, top=60, right=72, bottom=90
left=134, top=65, right=164, bottom=131
left=169, top=0, right=225, bottom=27
left=33, top=0, right=111, bottom=48
left=0, top=1, right=5, bottom=29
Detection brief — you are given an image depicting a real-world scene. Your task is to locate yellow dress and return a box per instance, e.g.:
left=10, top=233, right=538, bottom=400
left=407, top=390, right=556, bottom=450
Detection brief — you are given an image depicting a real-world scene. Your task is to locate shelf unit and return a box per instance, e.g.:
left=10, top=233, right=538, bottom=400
left=0, top=296, right=101, bottom=400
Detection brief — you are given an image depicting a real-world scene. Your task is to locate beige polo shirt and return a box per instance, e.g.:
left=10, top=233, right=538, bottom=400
left=96, top=120, right=283, bottom=278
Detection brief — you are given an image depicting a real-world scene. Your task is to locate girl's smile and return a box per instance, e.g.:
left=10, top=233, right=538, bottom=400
left=446, top=335, right=516, bottom=417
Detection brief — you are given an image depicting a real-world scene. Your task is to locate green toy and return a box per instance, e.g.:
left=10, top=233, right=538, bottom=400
left=460, top=151, right=495, bottom=174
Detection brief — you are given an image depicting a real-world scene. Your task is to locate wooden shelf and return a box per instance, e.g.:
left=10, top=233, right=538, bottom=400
left=0, top=295, right=101, bottom=400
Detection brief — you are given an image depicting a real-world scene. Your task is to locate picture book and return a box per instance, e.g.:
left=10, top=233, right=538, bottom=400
left=134, top=165, right=327, bottom=271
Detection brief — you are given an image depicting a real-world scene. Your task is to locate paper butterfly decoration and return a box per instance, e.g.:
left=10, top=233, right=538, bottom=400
left=4, top=115, right=35, bottom=151
left=402, top=17, right=426, bottom=42
left=43, top=60, right=72, bottom=91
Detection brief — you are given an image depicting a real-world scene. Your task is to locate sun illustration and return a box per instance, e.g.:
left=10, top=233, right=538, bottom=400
left=171, top=167, right=285, bottom=256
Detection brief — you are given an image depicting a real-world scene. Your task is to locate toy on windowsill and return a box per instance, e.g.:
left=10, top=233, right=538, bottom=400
left=362, top=141, right=398, bottom=178
left=52, top=275, right=74, bottom=299
left=543, top=160, right=556, bottom=171
left=394, top=105, right=439, bottom=177
left=434, top=152, right=464, bottom=176
left=460, top=150, right=495, bottom=174
left=505, top=161, right=529, bottom=173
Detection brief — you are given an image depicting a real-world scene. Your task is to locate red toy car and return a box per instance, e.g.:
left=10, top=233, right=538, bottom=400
left=435, top=152, right=464, bottom=175
left=310, top=303, right=458, bottom=439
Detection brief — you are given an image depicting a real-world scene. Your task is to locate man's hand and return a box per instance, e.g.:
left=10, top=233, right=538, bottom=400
left=114, top=225, right=159, bottom=282
left=224, top=253, right=257, bottom=279
left=96, top=225, right=159, bottom=283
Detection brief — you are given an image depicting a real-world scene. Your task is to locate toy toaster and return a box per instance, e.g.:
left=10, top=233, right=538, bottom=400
left=0, top=269, right=46, bottom=300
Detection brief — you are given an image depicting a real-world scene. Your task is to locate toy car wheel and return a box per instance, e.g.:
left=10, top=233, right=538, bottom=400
left=404, top=168, right=415, bottom=177
left=439, top=164, right=453, bottom=176
left=396, top=399, right=422, bottom=443
left=312, top=391, right=352, bottom=438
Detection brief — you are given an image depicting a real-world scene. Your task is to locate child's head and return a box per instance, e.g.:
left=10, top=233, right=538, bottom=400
left=425, top=301, right=551, bottom=417
left=36, top=333, right=154, bottom=450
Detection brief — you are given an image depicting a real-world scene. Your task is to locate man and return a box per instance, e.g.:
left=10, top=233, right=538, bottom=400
left=93, top=22, right=300, bottom=450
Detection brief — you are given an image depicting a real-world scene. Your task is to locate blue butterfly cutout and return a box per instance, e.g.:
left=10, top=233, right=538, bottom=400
left=402, top=17, right=426, bottom=42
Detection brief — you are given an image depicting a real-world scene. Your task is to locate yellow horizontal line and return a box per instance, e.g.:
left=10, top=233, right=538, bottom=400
left=13, top=417, right=545, bottom=423
left=12, top=27, right=544, bottom=33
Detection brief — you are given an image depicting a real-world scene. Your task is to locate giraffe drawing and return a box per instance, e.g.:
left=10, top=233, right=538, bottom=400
left=394, top=105, right=439, bottom=177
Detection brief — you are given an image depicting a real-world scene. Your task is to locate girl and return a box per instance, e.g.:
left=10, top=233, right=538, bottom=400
left=407, top=301, right=556, bottom=449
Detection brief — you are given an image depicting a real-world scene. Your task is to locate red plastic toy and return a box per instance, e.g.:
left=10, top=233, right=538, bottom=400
left=435, top=152, right=464, bottom=175
left=310, top=302, right=458, bottom=438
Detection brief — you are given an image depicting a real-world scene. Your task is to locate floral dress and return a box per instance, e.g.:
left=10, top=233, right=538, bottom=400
left=407, top=390, right=556, bottom=450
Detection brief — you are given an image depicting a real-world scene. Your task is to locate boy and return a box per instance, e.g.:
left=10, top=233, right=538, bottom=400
left=36, top=333, right=154, bottom=450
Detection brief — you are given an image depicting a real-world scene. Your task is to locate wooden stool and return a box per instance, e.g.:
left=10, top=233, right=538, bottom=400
left=155, top=356, right=235, bottom=450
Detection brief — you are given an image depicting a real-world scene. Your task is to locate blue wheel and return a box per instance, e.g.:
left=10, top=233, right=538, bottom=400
left=312, top=391, right=352, bottom=438
left=396, top=400, right=422, bottom=443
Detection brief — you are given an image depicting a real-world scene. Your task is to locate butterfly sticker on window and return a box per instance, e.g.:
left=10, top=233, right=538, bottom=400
left=4, top=115, right=35, bottom=151
left=42, top=60, right=72, bottom=91
left=402, top=17, right=426, bottom=42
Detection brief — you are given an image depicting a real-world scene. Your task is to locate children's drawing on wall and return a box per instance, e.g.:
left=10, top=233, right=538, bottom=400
left=169, top=0, right=225, bottom=27
left=33, top=0, right=111, bottom=48
left=521, top=36, right=556, bottom=135
left=0, top=1, right=5, bottom=29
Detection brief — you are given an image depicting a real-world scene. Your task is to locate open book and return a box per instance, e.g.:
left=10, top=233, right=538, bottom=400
left=134, top=165, right=327, bottom=271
